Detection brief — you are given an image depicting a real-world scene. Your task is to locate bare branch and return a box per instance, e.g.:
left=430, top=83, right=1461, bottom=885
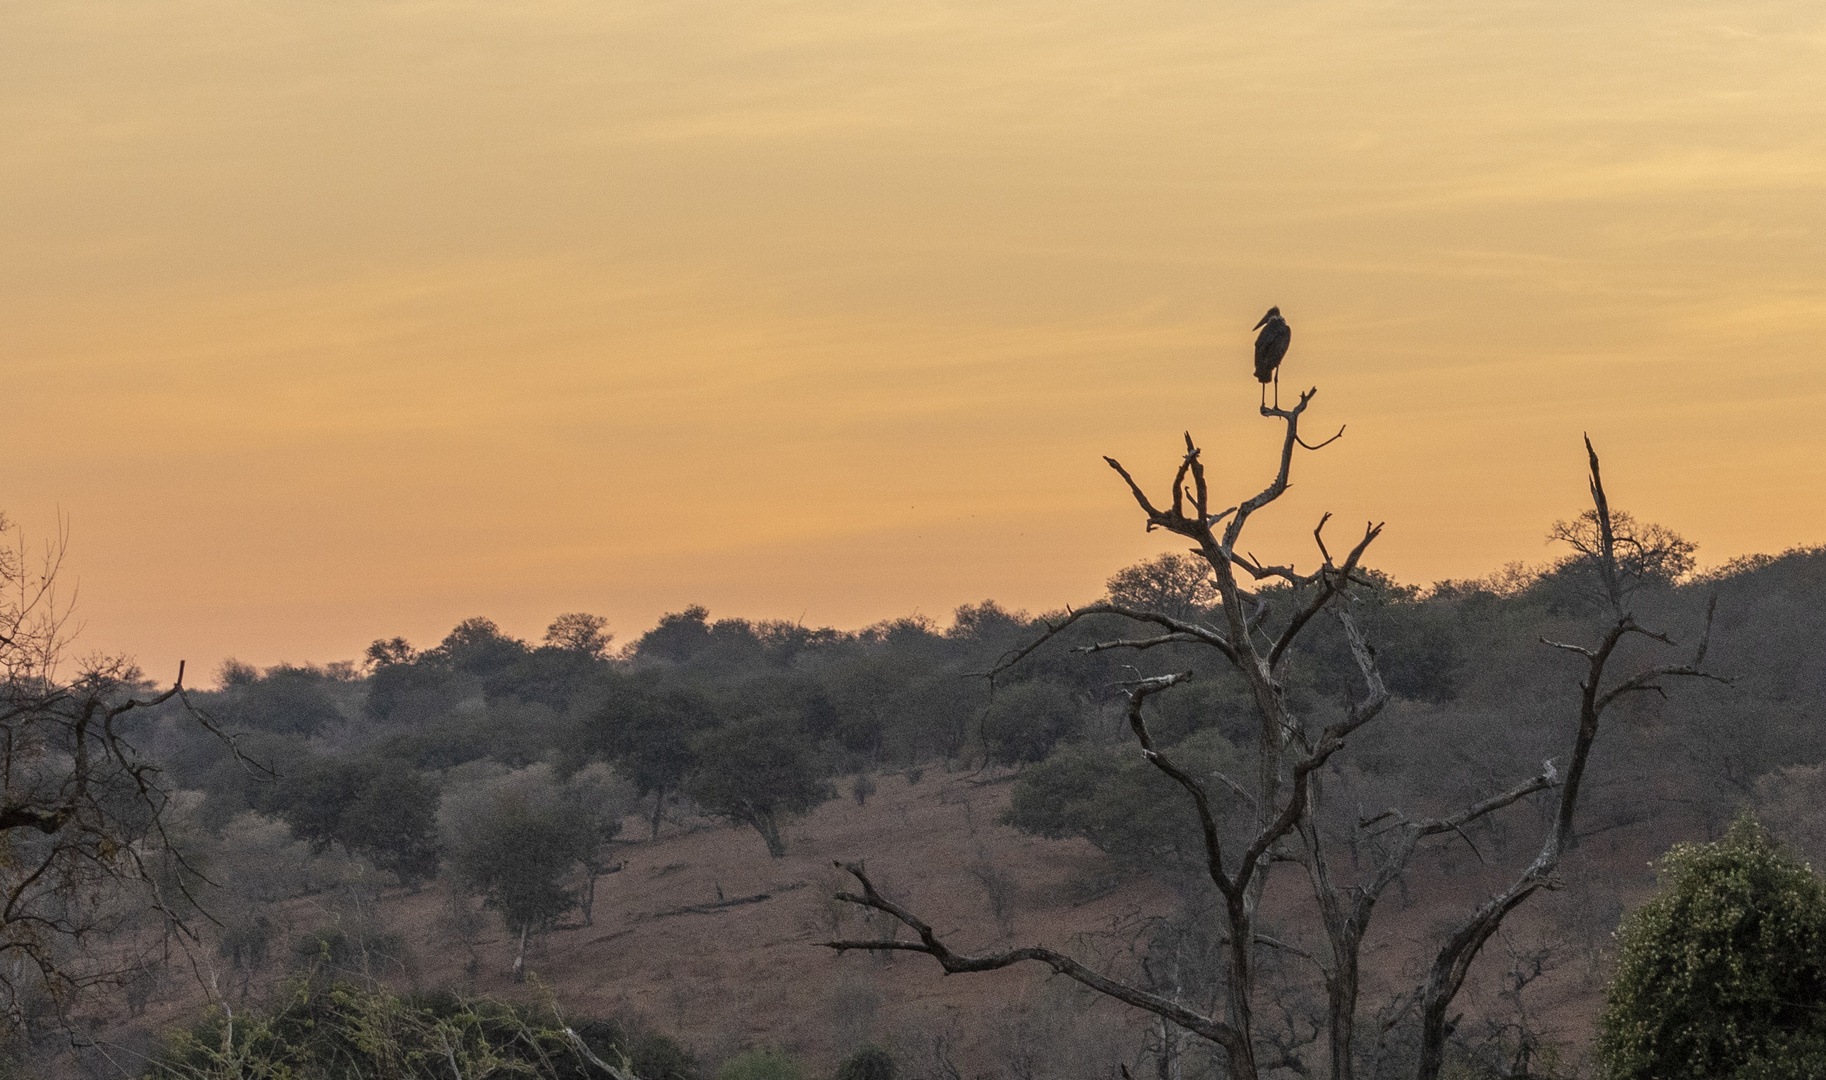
left=978, top=602, right=1236, bottom=681
left=1296, top=425, right=1346, bottom=451
left=1268, top=521, right=1383, bottom=672
left=1413, top=441, right=1733, bottom=1080
left=1584, top=434, right=1623, bottom=613
left=1120, top=672, right=1237, bottom=901
left=824, top=862, right=1245, bottom=1054
left=1332, top=602, right=1389, bottom=728
left=1105, top=456, right=1167, bottom=523
left=1418, top=770, right=1557, bottom=836
left=1080, top=633, right=1209, bottom=655
left=1223, top=387, right=1319, bottom=553
left=1254, top=933, right=1325, bottom=972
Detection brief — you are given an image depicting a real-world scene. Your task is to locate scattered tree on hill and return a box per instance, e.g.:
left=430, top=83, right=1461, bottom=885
left=447, top=786, right=599, bottom=980
left=364, top=635, right=416, bottom=668
left=1002, top=729, right=1244, bottom=875
left=364, top=651, right=466, bottom=724
left=825, top=383, right=1728, bottom=1080
left=566, top=764, right=629, bottom=925
left=429, top=616, right=531, bottom=681
left=1597, top=814, right=1826, bottom=1080
left=636, top=605, right=714, bottom=664
left=688, top=715, right=835, bottom=857
left=585, top=679, right=711, bottom=838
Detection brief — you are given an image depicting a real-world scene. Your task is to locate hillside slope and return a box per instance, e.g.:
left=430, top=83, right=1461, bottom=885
left=106, top=766, right=1663, bottom=1079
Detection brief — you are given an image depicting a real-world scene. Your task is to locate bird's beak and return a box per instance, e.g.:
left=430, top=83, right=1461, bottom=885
left=1253, top=313, right=1271, bottom=330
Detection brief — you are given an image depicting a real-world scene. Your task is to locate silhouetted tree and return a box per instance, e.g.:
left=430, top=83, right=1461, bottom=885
left=978, top=680, right=1081, bottom=765
left=429, top=617, right=531, bottom=684
left=1106, top=552, right=1218, bottom=621
left=1540, top=508, right=1697, bottom=611
left=634, top=605, right=713, bottom=665
left=217, top=663, right=345, bottom=737
left=364, top=635, right=417, bottom=668
left=544, top=612, right=613, bottom=658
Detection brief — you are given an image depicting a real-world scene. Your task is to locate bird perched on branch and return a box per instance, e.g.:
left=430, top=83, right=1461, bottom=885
left=1253, top=306, right=1291, bottom=409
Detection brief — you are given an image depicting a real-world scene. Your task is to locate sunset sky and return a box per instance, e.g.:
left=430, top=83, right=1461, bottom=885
left=5, top=0, right=1825, bottom=681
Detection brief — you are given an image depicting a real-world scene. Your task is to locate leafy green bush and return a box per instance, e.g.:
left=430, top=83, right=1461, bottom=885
left=716, top=1048, right=809, bottom=1080
left=149, top=979, right=667, bottom=1079
left=289, top=925, right=411, bottom=980
left=1597, top=814, right=1826, bottom=1080
left=834, top=1044, right=897, bottom=1080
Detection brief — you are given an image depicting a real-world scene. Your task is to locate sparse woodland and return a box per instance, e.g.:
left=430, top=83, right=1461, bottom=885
left=6, top=389, right=1826, bottom=1079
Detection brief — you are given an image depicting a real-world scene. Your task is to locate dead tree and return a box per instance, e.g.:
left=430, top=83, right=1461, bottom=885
left=1, top=512, right=262, bottom=1032
left=828, top=387, right=1376, bottom=1080
left=823, top=393, right=1726, bottom=1080
left=1406, top=439, right=1728, bottom=1080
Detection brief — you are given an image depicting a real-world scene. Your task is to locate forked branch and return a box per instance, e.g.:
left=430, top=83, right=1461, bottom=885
left=978, top=602, right=1237, bottom=682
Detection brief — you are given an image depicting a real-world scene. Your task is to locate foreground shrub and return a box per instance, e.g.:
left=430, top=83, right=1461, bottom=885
left=1597, top=813, right=1826, bottom=1080
left=148, top=978, right=694, bottom=1079
left=716, top=1047, right=809, bottom=1080
left=834, top=1044, right=897, bottom=1080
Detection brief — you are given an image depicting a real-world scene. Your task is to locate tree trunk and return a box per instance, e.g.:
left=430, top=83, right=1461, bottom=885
left=650, top=787, right=666, bottom=840
left=511, top=924, right=529, bottom=983
left=1326, top=953, right=1359, bottom=1080
left=751, top=810, right=786, bottom=857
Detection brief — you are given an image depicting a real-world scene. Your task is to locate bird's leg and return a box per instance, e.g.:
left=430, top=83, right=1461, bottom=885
left=1273, top=369, right=1280, bottom=409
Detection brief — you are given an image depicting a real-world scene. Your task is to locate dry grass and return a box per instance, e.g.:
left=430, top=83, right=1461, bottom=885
left=94, top=768, right=1665, bottom=1078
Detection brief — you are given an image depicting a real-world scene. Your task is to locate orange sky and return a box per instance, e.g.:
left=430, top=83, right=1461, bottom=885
left=5, top=0, right=1824, bottom=682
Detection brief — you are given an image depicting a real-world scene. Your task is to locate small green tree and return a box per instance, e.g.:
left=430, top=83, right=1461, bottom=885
left=584, top=679, right=711, bottom=838
left=716, top=1048, right=808, bottom=1080
left=1598, top=814, right=1826, bottom=1080
left=687, top=716, right=834, bottom=857
left=447, top=789, right=598, bottom=980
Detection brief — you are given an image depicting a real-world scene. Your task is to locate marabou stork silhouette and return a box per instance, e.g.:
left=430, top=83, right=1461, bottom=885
left=1253, top=306, right=1291, bottom=409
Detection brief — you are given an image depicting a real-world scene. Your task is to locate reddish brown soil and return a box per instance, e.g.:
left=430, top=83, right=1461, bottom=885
left=103, top=769, right=1662, bottom=1078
